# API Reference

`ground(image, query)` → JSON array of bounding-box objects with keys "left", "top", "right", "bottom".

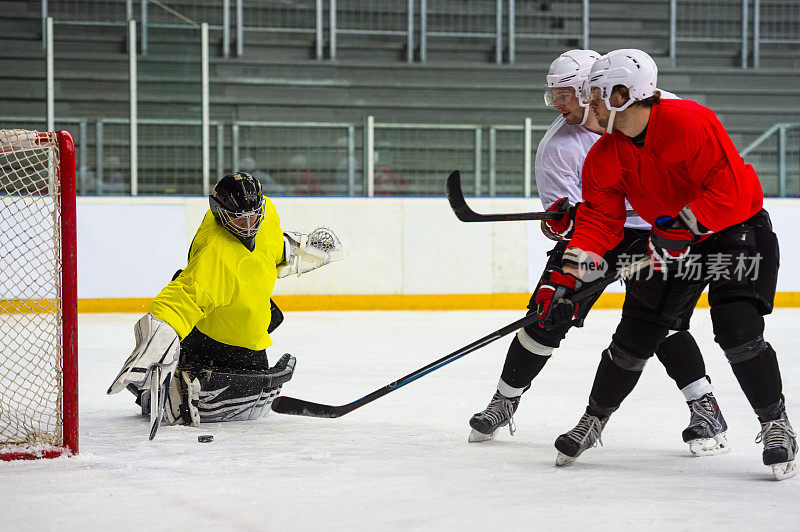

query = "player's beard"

[
  {"left": 564, "top": 107, "right": 584, "bottom": 125},
  {"left": 594, "top": 108, "right": 609, "bottom": 129}
]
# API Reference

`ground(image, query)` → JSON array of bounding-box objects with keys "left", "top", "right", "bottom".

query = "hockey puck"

[{"left": 198, "top": 435, "right": 214, "bottom": 443}]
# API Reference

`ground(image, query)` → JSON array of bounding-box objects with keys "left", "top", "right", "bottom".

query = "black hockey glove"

[
  {"left": 534, "top": 267, "right": 582, "bottom": 330},
  {"left": 541, "top": 197, "right": 580, "bottom": 241}
]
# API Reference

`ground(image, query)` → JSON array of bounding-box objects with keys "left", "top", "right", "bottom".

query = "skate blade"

[
  {"left": 688, "top": 433, "right": 731, "bottom": 457},
  {"left": 468, "top": 428, "right": 497, "bottom": 443},
  {"left": 771, "top": 460, "right": 797, "bottom": 481},
  {"left": 555, "top": 452, "right": 576, "bottom": 467}
]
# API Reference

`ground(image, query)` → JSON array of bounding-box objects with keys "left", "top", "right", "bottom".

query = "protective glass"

[{"left": 543, "top": 87, "right": 576, "bottom": 107}]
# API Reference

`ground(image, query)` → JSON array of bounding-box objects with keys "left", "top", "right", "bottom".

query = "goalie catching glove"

[
  {"left": 107, "top": 313, "right": 181, "bottom": 439},
  {"left": 278, "top": 226, "right": 343, "bottom": 278}
]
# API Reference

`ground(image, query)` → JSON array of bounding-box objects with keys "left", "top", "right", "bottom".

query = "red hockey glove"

[
  {"left": 541, "top": 197, "right": 578, "bottom": 241},
  {"left": 647, "top": 215, "right": 697, "bottom": 272},
  {"left": 535, "top": 268, "right": 582, "bottom": 330}
]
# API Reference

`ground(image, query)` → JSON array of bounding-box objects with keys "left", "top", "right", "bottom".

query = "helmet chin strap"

[
  {"left": 606, "top": 109, "right": 616, "bottom": 134},
  {"left": 579, "top": 106, "right": 590, "bottom": 126}
]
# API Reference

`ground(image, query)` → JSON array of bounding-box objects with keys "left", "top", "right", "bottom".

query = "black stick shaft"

[
  {"left": 447, "top": 170, "right": 636, "bottom": 222},
  {"left": 339, "top": 312, "right": 540, "bottom": 414},
  {"left": 271, "top": 257, "right": 650, "bottom": 418}
]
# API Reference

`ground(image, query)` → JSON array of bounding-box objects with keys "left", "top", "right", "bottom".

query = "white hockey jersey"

[{"left": 534, "top": 89, "right": 679, "bottom": 231}]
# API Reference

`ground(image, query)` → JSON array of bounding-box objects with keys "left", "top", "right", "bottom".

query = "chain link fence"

[
  {"left": 754, "top": 0, "right": 800, "bottom": 68},
  {"left": 232, "top": 122, "right": 357, "bottom": 197},
  {"left": 44, "top": 0, "right": 133, "bottom": 25},
  {"left": 3, "top": 117, "right": 798, "bottom": 197},
  {"left": 510, "top": 0, "right": 587, "bottom": 62},
  {"left": 42, "top": 0, "right": 800, "bottom": 67},
  {"left": 421, "top": 0, "right": 503, "bottom": 62},
  {"left": 671, "top": 0, "right": 749, "bottom": 67}
]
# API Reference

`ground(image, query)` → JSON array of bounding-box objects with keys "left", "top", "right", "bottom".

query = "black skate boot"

[
  {"left": 756, "top": 407, "right": 797, "bottom": 480},
  {"left": 682, "top": 393, "right": 730, "bottom": 457},
  {"left": 468, "top": 391, "right": 520, "bottom": 443},
  {"left": 554, "top": 409, "right": 610, "bottom": 466}
]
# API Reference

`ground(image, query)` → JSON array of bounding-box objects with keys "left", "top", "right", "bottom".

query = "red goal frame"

[{"left": 0, "top": 130, "right": 78, "bottom": 460}]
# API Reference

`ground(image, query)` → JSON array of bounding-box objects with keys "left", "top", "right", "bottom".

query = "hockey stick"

[
  {"left": 446, "top": 170, "right": 637, "bottom": 222},
  {"left": 271, "top": 256, "right": 651, "bottom": 419},
  {"left": 148, "top": 366, "right": 172, "bottom": 440}
]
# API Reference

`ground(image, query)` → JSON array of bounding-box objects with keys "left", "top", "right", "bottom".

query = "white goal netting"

[{"left": 0, "top": 129, "right": 66, "bottom": 452}]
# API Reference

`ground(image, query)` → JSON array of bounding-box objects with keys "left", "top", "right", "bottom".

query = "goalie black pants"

[{"left": 179, "top": 328, "right": 270, "bottom": 372}]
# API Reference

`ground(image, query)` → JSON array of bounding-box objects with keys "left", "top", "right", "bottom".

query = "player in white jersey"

[{"left": 468, "top": 50, "right": 729, "bottom": 457}]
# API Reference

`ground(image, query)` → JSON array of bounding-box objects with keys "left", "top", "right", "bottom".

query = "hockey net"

[{"left": 0, "top": 129, "right": 78, "bottom": 460}]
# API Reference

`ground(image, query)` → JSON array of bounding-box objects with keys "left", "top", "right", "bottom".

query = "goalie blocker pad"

[
  {"left": 108, "top": 313, "right": 180, "bottom": 394},
  {"left": 170, "top": 354, "right": 297, "bottom": 424}
]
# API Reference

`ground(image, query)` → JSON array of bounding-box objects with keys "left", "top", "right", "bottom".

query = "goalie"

[{"left": 107, "top": 171, "right": 342, "bottom": 438}]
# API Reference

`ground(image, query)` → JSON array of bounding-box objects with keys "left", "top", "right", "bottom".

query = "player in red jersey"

[{"left": 536, "top": 49, "right": 796, "bottom": 480}]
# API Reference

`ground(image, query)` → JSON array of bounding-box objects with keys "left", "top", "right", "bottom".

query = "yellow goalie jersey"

[{"left": 148, "top": 197, "right": 285, "bottom": 351}]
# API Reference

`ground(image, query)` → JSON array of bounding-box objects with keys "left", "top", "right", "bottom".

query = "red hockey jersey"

[{"left": 569, "top": 99, "right": 763, "bottom": 257}]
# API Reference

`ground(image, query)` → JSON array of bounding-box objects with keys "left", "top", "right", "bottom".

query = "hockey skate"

[
  {"left": 756, "top": 408, "right": 797, "bottom": 481},
  {"left": 554, "top": 411, "right": 610, "bottom": 466},
  {"left": 682, "top": 393, "right": 731, "bottom": 457},
  {"left": 468, "top": 391, "right": 520, "bottom": 443}
]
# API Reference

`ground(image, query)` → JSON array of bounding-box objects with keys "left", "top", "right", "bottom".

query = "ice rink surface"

[{"left": 2, "top": 308, "right": 799, "bottom": 531}]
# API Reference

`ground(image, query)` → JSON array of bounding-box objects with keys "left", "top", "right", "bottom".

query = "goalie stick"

[
  {"left": 148, "top": 366, "right": 172, "bottom": 440},
  {"left": 446, "top": 170, "right": 637, "bottom": 222},
  {"left": 271, "top": 256, "right": 651, "bottom": 418}
]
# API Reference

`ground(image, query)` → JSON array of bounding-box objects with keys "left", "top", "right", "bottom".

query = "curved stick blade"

[
  {"left": 271, "top": 396, "right": 341, "bottom": 418},
  {"left": 445, "top": 170, "right": 473, "bottom": 221}
]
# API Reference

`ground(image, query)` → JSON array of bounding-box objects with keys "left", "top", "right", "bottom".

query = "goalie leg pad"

[{"left": 195, "top": 354, "right": 297, "bottom": 423}]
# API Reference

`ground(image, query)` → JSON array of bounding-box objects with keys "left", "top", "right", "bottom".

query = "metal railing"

[
  {"left": 753, "top": 0, "right": 800, "bottom": 68},
  {"left": 2, "top": 116, "right": 224, "bottom": 196},
  {"left": 42, "top": 0, "right": 218, "bottom": 54},
  {"left": 331, "top": 0, "right": 415, "bottom": 62},
  {"left": 234, "top": 0, "right": 323, "bottom": 59},
  {"left": 232, "top": 121, "right": 358, "bottom": 197},
  {"left": 421, "top": 0, "right": 504, "bottom": 63},
  {"left": 670, "top": 0, "right": 749, "bottom": 68},
  {"left": 3, "top": 115, "right": 549, "bottom": 197},
  {"left": 41, "top": 15, "right": 212, "bottom": 194},
  {"left": 741, "top": 123, "right": 800, "bottom": 197},
  {"left": 230, "top": 117, "right": 547, "bottom": 197},
  {"left": 41, "top": 0, "right": 800, "bottom": 67},
  {"left": 4, "top": 116, "right": 798, "bottom": 198},
  {"left": 509, "top": 0, "right": 589, "bottom": 62}
]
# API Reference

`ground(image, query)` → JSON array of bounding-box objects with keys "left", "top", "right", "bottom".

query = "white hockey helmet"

[
  {"left": 544, "top": 49, "right": 601, "bottom": 108},
  {"left": 581, "top": 48, "right": 658, "bottom": 112}
]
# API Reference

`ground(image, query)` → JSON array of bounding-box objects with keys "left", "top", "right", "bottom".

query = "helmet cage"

[
  {"left": 209, "top": 172, "right": 266, "bottom": 244},
  {"left": 215, "top": 201, "right": 264, "bottom": 239}
]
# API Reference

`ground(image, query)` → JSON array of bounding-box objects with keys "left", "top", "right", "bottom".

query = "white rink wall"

[{"left": 75, "top": 196, "right": 800, "bottom": 299}]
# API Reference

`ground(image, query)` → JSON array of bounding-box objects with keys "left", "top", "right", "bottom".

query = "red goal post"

[{"left": 0, "top": 129, "right": 78, "bottom": 460}]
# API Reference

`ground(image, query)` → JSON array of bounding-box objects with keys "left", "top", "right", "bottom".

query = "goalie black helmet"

[{"left": 209, "top": 172, "right": 265, "bottom": 250}]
